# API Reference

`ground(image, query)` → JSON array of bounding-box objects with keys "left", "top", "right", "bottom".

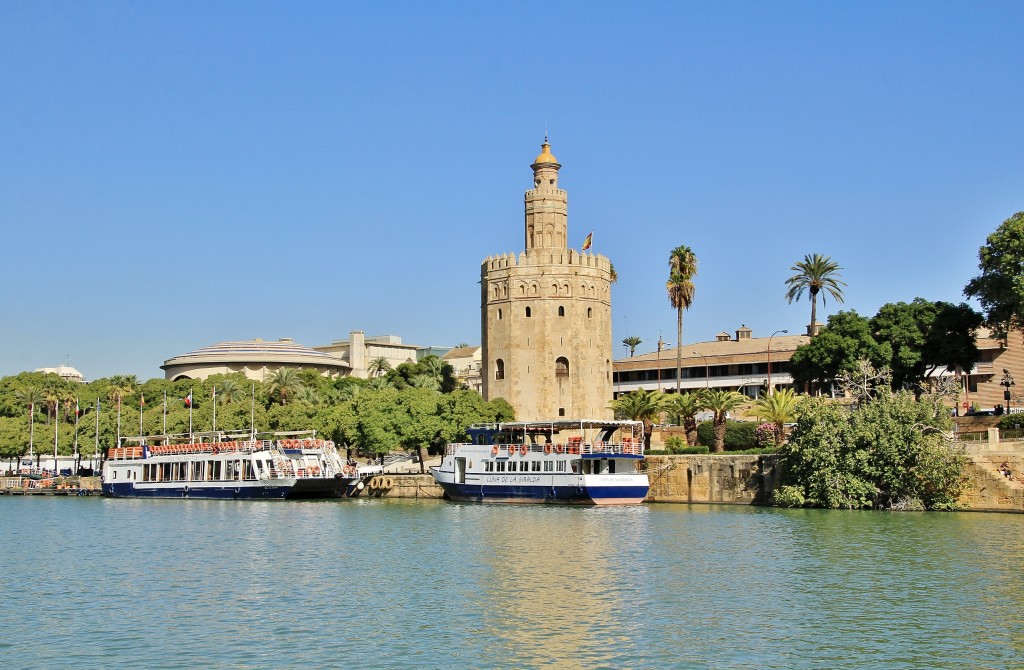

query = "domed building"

[{"left": 161, "top": 338, "right": 349, "bottom": 381}]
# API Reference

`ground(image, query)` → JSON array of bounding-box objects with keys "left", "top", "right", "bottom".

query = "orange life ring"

[
  {"left": 544, "top": 444, "right": 552, "bottom": 454},
  {"left": 556, "top": 444, "right": 565, "bottom": 454},
  {"left": 520, "top": 444, "right": 528, "bottom": 455},
  {"left": 491, "top": 445, "right": 498, "bottom": 455}
]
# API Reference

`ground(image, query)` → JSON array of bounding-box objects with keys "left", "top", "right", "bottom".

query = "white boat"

[
  {"left": 102, "top": 431, "right": 381, "bottom": 500},
  {"left": 430, "top": 419, "right": 649, "bottom": 505}
]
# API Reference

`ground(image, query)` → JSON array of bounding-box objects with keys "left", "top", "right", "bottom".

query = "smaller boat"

[
  {"left": 102, "top": 431, "right": 381, "bottom": 500},
  {"left": 431, "top": 419, "right": 649, "bottom": 505}
]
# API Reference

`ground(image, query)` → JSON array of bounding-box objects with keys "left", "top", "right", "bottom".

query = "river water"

[{"left": 3, "top": 497, "right": 1023, "bottom": 669}]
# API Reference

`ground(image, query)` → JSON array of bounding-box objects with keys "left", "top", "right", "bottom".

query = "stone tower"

[{"left": 481, "top": 139, "right": 614, "bottom": 420}]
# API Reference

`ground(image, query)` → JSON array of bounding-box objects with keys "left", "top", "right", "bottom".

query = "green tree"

[
  {"left": 785, "top": 253, "right": 846, "bottom": 333},
  {"left": 777, "top": 390, "right": 967, "bottom": 510},
  {"left": 752, "top": 388, "right": 799, "bottom": 445},
  {"left": 965, "top": 211, "right": 1024, "bottom": 339},
  {"left": 216, "top": 377, "right": 246, "bottom": 405},
  {"left": 698, "top": 389, "right": 747, "bottom": 452},
  {"left": 609, "top": 389, "right": 669, "bottom": 449},
  {"left": 622, "top": 336, "right": 643, "bottom": 357},
  {"left": 788, "top": 311, "right": 890, "bottom": 394},
  {"left": 267, "top": 368, "right": 304, "bottom": 406},
  {"left": 664, "top": 392, "right": 702, "bottom": 446},
  {"left": 367, "top": 357, "right": 392, "bottom": 378},
  {"left": 666, "top": 245, "right": 698, "bottom": 393}
]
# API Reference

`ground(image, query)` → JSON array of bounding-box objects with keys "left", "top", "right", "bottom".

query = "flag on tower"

[{"left": 582, "top": 231, "right": 593, "bottom": 251}]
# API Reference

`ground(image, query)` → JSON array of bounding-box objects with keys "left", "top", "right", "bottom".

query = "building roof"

[
  {"left": 162, "top": 338, "right": 348, "bottom": 370},
  {"left": 442, "top": 346, "right": 481, "bottom": 360},
  {"left": 532, "top": 140, "right": 558, "bottom": 166},
  {"left": 616, "top": 333, "right": 809, "bottom": 366}
]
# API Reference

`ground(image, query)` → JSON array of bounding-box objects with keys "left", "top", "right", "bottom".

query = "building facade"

[
  {"left": 614, "top": 327, "right": 806, "bottom": 398},
  {"left": 161, "top": 338, "right": 349, "bottom": 381},
  {"left": 481, "top": 140, "right": 614, "bottom": 420}
]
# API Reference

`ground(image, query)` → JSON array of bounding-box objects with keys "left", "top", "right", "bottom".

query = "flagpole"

[
  {"left": 74, "top": 397, "right": 79, "bottom": 472},
  {"left": 188, "top": 386, "right": 193, "bottom": 438},
  {"left": 94, "top": 399, "right": 100, "bottom": 472},
  {"left": 54, "top": 401, "right": 59, "bottom": 475},
  {"left": 250, "top": 383, "right": 256, "bottom": 442},
  {"left": 163, "top": 391, "right": 167, "bottom": 436},
  {"left": 139, "top": 393, "right": 144, "bottom": 438},
  {"left": 212, "top": 385, "right": 217, "bottom": 432}
]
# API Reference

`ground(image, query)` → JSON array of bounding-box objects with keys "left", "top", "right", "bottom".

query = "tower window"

[
  {"left": 497, "top": 308, "right": 503, "bottom": 320},
  {"left": 587, "top": 307, "right": 593, "bottom": 318},
  {"left": 558, "top": 407, "right": 566, "bottom": 417},
  {"left": 558, "top": 306, "right": 565, "bottom": 317},
  {"left": 526, "top": 306, "right": 532, "bottom": 318},
  {"left": 495, "top": 359, "right": 505, "bottom": 380},
  {"left": 555, "top": 357, "right": 569, "bottom": 379}
]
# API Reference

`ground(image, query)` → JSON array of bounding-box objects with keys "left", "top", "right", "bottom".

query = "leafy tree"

[
  {"left": 752, "top": 388, "right": 799, "bottom": 445},
  {"left": 609, "top": 389, "right": 669, "bottom": 449},
  {"left": 785, "top": 253, "right": 846, "bottom": 332},
  {"left": 777, "top": 389, "right": 967, "bottom": 510},
  {"left": 367, "top": 357, "right": 392, "bottom": 378},
  {"left": 788, "top": 311, "right": 891, "bottom": 394},
  {"left": 622, "top": 336, "right": 643, "bottom": 357},
  {"left": 664, "top": 392, "right": 702, "bottom": 446},
  {"left": 215, "top": 377, "right": 247, "bottom": 405},
  {"left": 964, "top": 211, "right": 1024, "bottom": 339},
  {"left": 666, "top": 245, "right": 697, "bottom": 393},
  {"left": 695, "top": 420, "right": 759, "bottom": 450},
  {"left": 698, "top": 389, "right": 748, "bottom": 452}
]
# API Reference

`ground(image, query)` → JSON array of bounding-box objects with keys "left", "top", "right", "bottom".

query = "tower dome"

[{"left": 533, "top": 139, "right": 558, "bottom": 166}]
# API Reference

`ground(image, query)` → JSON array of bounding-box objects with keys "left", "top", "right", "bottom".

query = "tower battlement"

[{"left": 482, "top": 250, "right": 612, "bottom": 273}]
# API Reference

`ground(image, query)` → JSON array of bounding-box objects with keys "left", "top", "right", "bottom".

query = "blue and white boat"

[
  {"left": 102, "top": 431, "right": 379, "bottom": 500},
  {"left": 430, "top": 419, "right": 649, "bottom": 505}
]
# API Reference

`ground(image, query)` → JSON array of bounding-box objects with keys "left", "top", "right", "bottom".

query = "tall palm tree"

[
  {"left": 752, "top": 388, "right": 799, "bottom": 446},
  {"left": 608, "top": 389, "right": 669, "bottom": 449},
  {"left": 664, "top": 391, "right": 702, "bottom": 446},
  {"left": 667, "top": 245, "right": 698, "bottom": 393},
  {"left": 367, "top": 356, "right": 392, "bottom": 378},
  {"left": 622, "top": 336, "right": 643, "bottom": 357},
  {"left": 107, "top": 375, "right": 137, "bottom": 442},
  {"left": 267, "top": 368, "right": 304, "bottom": 406},
  {"left": 785, "top": 253, "right": 846, "bottom": 335},
  {"left": 410, "top": 373, "right": 441, "bottom": 390},
  {"left": 699, "top": 389, "right": 747, "bottom": 453},
  {"left": 15, "top": 385, "right": 44, "bottom": 460}
]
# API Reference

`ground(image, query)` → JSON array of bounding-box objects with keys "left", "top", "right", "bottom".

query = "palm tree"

[
  {"left": 107, "top": 375, "right": 137, "bottom": 442},
  {"left": 608, "top": 389, "right": 669, "bottom": 449},
  {"left": 295, "top": 386, "right": 320, "bottom": 405},
  {"left": 664, "top": 392, "right": 702, "bottom": 446},
  {"left": 15, "top": 385, "right": 44, "bottom": 461},
  {"left": 410, "top": 373, "right": 440, "bottom": 390},
  {"left": 752, "top": 388, "right": 799, "bottom": 446},
  {"left": 622, "top": 336, "right": 643, "bottom": 357},
  {"left": 785, "top": 253, "right": 846, "bottom": 335},
  {"left": 217, "top": 378, "right": 245, "bottom": 404},
  {"left": 367, "top": 356, "right": 392, "bottom": 378},
  {"left": 667, "top": 245, "right": 698, "bottom": 393},
  {"left": 267, "top": 368, "right": 304, "bottom": 406},
  {"left": 699, "top": 389, "right": 747, "bottom": 453}
]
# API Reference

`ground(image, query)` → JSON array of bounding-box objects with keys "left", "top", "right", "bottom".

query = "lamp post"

[
  {"left": 692, "top": 350, "right": 710, "bottom": 389},
  {"left": 1001, "top": 369, "right": 1015, "bottom": 413},
  {"left": 657, "top": 336, "right": 670, "bottom": 392},
  {"left": 767, "top": 329, "right": 789, "bottom": 396}
]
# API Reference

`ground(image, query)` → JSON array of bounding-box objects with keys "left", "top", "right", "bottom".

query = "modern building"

[
  {"left": 161, "top": 338, "right": 349, "bottom": 381},
  {"left": 614, "top": 326, "right": 806, "bottom": 398},
  {"left": 313, "top": 331, "right": 422, "bottom": 378},
  {"left": 963, "top": 329, "right": 1024, "bottom": 413},
  {"left": 442, "top": 345, "right": 483, "bottom": 393},
  {"left": 481, "top": 139, "right": 614, "bottom": 420},
  {"left": 34, "top": 365, "right": 86, "bottom": 384}
]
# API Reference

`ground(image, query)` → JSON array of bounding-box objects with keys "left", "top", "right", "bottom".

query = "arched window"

[
  {"left": 555, "top": 357, "right": 569, "bottom": 379},
  {"left": 558, "top": 306, "right": 565, "bottom": 317},
  {"left": 497, "top": 308, "right": 502, "bottom": 320},
  {"left": 495, "top": 359, "right": 505, "bottom": 380},
  {"left": 526, "top": 306, "right": 532, "bottom": 318}
]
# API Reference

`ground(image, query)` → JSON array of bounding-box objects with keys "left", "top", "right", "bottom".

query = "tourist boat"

[
  {"left": 102, "top": 431, "right": 380, "bottom": 499},
  {"left": 430, "top": 419, "right": 649, "bottom": 505}
]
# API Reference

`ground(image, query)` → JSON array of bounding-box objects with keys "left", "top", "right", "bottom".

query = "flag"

[
  {"left": 582, "top": 231, "right": 593, "bottom": 251},
  {"left": 184, "top": 392, "right": 192, "bottom": 408},
  {"left": 139, "top": 394, "right": 145, "bottom": 407}
]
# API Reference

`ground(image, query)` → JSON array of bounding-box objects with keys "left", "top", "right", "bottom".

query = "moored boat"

[
  {"left": 430, "top": 419, "right": 649, "bottom": 505},
  {"left": 102, "top": 431, "right": 380, "bottom": 500}
]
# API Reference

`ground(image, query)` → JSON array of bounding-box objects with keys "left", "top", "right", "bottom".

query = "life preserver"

[
  {"left": 556, "top": 444, "right": 565, "bottom": 454},
  {"left": 520, "top": 444, "right": 528, "bottom": 455},
  {"left": 544, "top": 444, "right": 552, "bottom": 454},
  {"left": 491, "top": 445, "right": 499, "bottom": 455}
]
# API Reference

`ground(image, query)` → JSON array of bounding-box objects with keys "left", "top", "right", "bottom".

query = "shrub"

[
  {"left": 773, "top": 485, "right": 806, "bottom": 508},
  {"left": 696, "top": 420, "right": 759, "bottom": 450},
  {"left": 998, "top": 415, "right": 1024, "bottom": 430}
]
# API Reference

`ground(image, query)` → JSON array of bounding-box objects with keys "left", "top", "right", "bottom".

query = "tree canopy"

[{"left": 965, "top": 211, "right": 1024, "bottom": 339}]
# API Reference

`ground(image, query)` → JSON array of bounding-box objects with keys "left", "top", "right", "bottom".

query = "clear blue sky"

[{"left": 3, "top": 1, "right": 1022, "bottom": 380}]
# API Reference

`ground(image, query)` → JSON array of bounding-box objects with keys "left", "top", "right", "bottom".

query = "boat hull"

[
  {"left": 432, "top": 478, "right": 648, "bottom": 505},
  {"left": 102, "top": 477, "right": 356, "bottom": 500}
]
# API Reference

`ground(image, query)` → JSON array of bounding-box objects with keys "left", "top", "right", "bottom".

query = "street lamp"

[
  {"left": 657, "top": 336, "right": 670, "bottom": 392},
  {"left": 692, "top": 350, "right": 710, "bottom": 389},
  {"left": 767, "top": 329, "right": 789, "bottom": 396},
  {"left": 1001, "top": 369, "right": 1015, "bottom": 413}
]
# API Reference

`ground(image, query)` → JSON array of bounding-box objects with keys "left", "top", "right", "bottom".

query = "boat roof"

[{"left": 474, "top": 419, "right": 642, "bottom": 431}]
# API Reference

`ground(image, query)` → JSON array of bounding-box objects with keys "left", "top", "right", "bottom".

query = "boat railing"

[
  {"left": 108, "top": 441, "right": 271, "bottom": 460},
  {"left": 445, "top": 439, "right": 644, "bottom": 457}
]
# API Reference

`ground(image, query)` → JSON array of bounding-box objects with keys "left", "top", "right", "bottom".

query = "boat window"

[
  {"left": 520, "top": 461, "right": 529, "bottom": 472},
  {"left": 531, "top": 461, "right": 541, "bottom": 472},
  {"left": 556, "top": 461, "right": 566, "bottom": 472},
  {"left": 485, "top": 461, "right": 494, "bottom": 472},
  {"left": 609, "top": 460, "right": 616, "bottom": 474},
  {"left": 497, "top": 461, "right": 506, "bottom": 472},
  {"left": 544, "top": 461, "right": 554, "bottom": 472}
]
